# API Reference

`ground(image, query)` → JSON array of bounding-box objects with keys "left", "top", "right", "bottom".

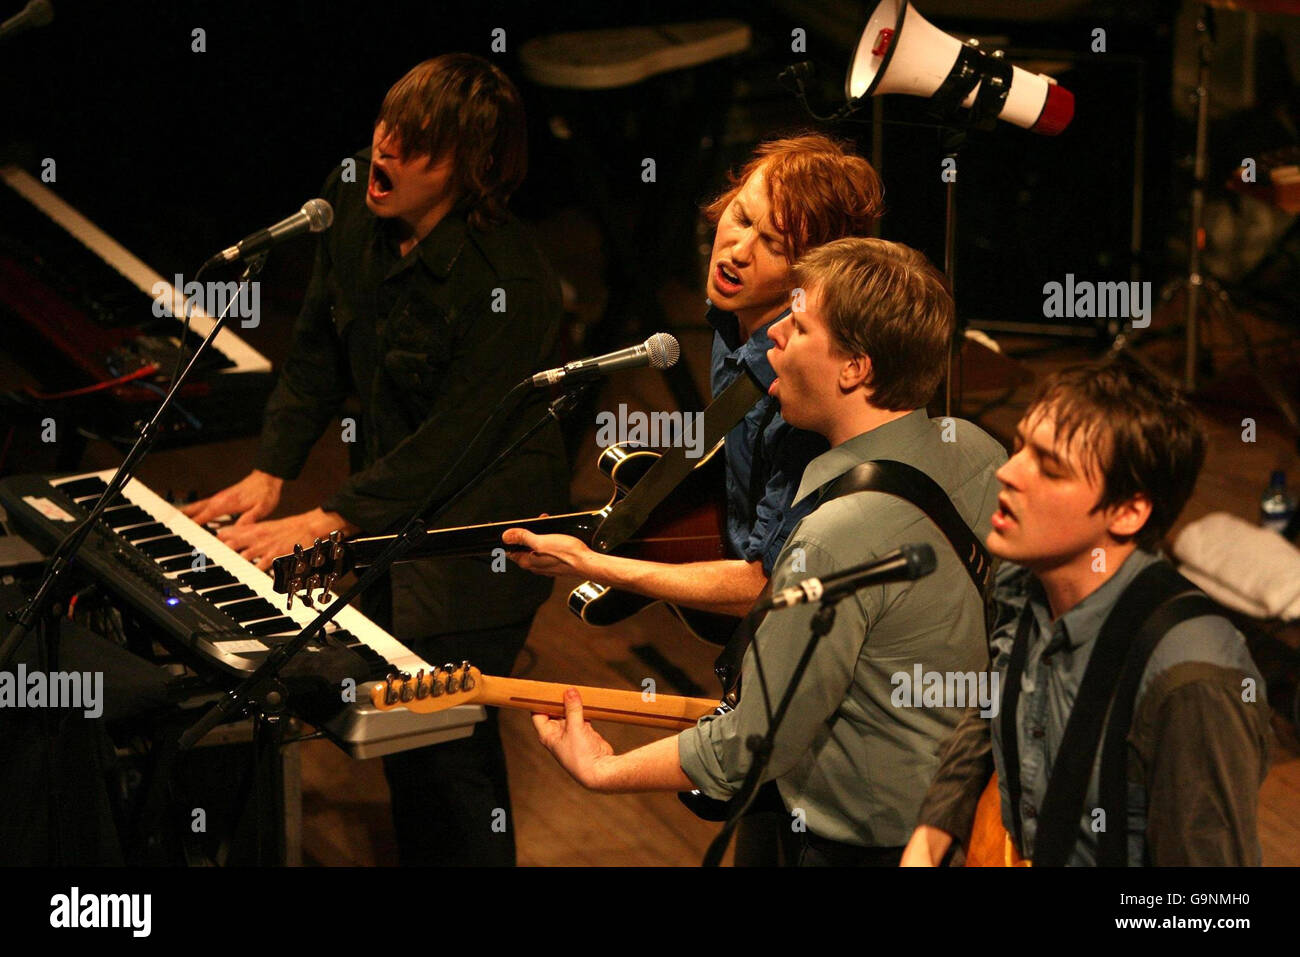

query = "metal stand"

[
  {"left": 1182, "top": 5, "right": 1215, "bottom": 391},
  {"left": 701, "top": 598, "right": 841, "bottom": 867},
  {"left": 1112, "top": 5, "right": 1300, "bottom": 441}
]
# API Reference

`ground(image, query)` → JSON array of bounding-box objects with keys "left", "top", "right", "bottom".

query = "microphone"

[
  {"left": 530, "top": 333, "right": 680, "bottom": 387},
  {"left": 206, "top": 199, "right": 334, "bottom": 269},
  {"left": 760, "top": 544, "right": 936, "bottom": 611},
  {"left": 0, "top": 0, "right": 52, "bottom": 41}
]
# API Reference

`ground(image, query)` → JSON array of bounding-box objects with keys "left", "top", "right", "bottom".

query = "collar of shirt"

[
  {"left": 357, "top": 149, "right": 471, "bottom": 281},
  {"left": 792, "top": 408, "right": 934, "bottom": 506},
  {"left": 706, "top": 302, "right": 788, "bottom": 389},
  {"left": 1022, "top": 547, "right": 1162, "bottom": 653},
  {"left": 378, "top": 204, "right": 470, "bottom": 281}
]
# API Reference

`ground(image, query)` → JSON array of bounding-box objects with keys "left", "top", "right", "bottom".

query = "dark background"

[{"left": 0, "top": 0, "right": 1205, "bottom": 328}]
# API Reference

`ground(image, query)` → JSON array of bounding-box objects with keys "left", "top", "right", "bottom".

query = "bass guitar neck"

[{"left": 373, "top": 663, "right": 718, "bottom": 732}]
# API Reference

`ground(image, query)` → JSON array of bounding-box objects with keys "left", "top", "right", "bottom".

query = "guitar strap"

[
  {"left": 1002, "top": 560, "right": 1219, "bottom": 866},
  {"left": 590, "top": 371, "right": 765, "bottom": 554},
  {"left": 714, "top": 458, "right": 991, "bottom": 702}
]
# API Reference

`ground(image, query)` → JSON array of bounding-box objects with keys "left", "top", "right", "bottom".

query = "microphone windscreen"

[
  {"left": 902, "top": 543, "right": 937, "bottom": 579},
  {"left": 302, "top": 198, "right": 334, "bottom": 232},
  {"left": 646, "top": 333, "right": 680, "bottom": 370}
]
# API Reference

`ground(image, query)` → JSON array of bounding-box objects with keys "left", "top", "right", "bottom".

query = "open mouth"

[
  {"left": 714, "top": 262, "right": 742, "bottom": 293},
  {"left": 992, "top": 496, "right": 1017, "bottom": 531},
  {"left": 370, "top": 164, "right": 394, "bottom": 197}
]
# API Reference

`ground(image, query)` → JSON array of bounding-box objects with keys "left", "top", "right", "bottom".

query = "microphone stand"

[
  {"left": 701, "top": 595, "right": 843, "bottom": 868},
  {"left": 174, "top": 377, "right": 592, "bottom": 864},
  {"left": 0, "top": 256, "right": 262, "bottom": 672}
]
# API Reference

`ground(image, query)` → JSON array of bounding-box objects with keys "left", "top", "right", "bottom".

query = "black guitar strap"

[
  {"left": 1002, "top": 560, "right": 1220, "bottom": 866},
  {"left": 823, "top": 461, "right": 992, "bottom": 596},
  {"left": 591, "top": 371, "right": 765, "bottom": 554},
  {"left": 714, "top": 458, "right": 991, "bottom": 701},
  {"left": 1096, "top": 587, "right": 1218, "bottom": 866}
]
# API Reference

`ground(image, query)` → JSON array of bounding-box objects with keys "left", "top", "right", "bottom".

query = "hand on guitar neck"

[{"left": 532, "top": 689, "right": 695, "bottom": 793}]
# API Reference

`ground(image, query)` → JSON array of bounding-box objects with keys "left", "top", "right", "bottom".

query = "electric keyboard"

[
  {"left": 0, "top": 165, "right": 274, "bottom": 445},
  {"left": 0, "top": 470, "right": 485, "bottom": 758}
]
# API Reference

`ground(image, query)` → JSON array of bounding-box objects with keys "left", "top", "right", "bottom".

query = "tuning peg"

[
  {"left": 399, "top": 675, "right": 415, "bottom": 702},
  {"left": 444, "top": 662, "right": 460, "bottom": 694},
  {"left": 430, "top": 665, "right": 445, "bottom": 697},
  {"left": 319, "top": 571, "right": 338, "bottom": 603},
  {"left": 310, "top": 538, "right": 326, "bottom": 567},
  {"left": 291, "top": 543, "right": 308, "bottom": 575},
  {"left": 285, "top": 583, "right": 295, "bottom": 611},
  {"left": 413, "top": 668, "right": 429, "bottom": 699},
  {"left": 460, "top": 659, "right": 475, "bottom": 691},
  {"left": 383, "top": 672, "right": 399, "bottom": 706}
]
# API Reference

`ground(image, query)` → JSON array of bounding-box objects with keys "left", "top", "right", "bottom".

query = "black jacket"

[{"left": 255, "top": 150, "right": 569, "bottom": 636}]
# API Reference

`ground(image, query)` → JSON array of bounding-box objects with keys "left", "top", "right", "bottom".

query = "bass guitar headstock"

[
  {"left": 371, "top": 661, "right": 485, "bottom": 714},
  {"left": 270, "top": 529, "right": 355, "bottom": 608}
]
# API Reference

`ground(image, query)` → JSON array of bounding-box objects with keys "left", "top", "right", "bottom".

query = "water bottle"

[{"left": 1259, "top": 470, "right": 1296, "bottom": 534}]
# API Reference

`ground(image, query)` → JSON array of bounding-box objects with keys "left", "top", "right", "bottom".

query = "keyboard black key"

[
  {"left": 159, "top": 555, "right": 198, "bottom": 572},
  {"left": 203, "top": 584, "right": 257, "bottom": 603},
  {"left": 103, "top": 506, "right": 153, "bottom": 529},
  {"left": 53, "top": 477, "right": 109, "bottom": 499},
  {"left": 120, "top": 522, "right": 170, "bottom": 541},
  {"left": 220, "top": 597, "right": 283, "bottom": 623},
  {"left": 179, "top": 567, "right": 238, "bottom": 588},
  {"left": 139, "top": 536, "right": 191, "bottom": 558},
  {"left": 246, "top": 617, "right": 298, "bottom": 636},
  {"left": 72, "top": 492, "right": 128, "bottom": 509}
]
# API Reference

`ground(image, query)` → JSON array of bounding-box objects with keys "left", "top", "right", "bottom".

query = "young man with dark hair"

[
  {"left": 521, "top": 238, "right": 1006, "bottom": 865},
  {"left": 184, "top": 54, "right": 569, "bottom": 866},
  {"left": 903, "top": 359, "right": 1271, "bottom": 866}
]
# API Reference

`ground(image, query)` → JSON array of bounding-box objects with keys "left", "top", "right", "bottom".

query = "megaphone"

[{"left": 846, "top": 0, "right": 1073, "bottom": 135}]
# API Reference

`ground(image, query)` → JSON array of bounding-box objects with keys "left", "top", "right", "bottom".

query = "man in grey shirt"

[{"left": 524, "top": 238, "right": 1005, "bottom": 864}]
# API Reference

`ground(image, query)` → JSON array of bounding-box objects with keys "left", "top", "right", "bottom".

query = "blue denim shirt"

[
  {"left": 989, "top": 549, "right": 1265, "bottom": 865},
  {"left": 706, "top": 304, "right": 827, "bottom": 574}
]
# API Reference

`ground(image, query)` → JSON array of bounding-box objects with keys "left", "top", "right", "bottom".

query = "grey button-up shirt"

[{"left": 677, "top": 409, "right": 1006, "bottom": 846}]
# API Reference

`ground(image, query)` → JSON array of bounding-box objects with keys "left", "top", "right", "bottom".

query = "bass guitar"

[
  {"left": 270, "top": 441, "right": 740, "bottom": 645},
  {"left": 374, "top": 661, "right": 718, "bottom": 731}
]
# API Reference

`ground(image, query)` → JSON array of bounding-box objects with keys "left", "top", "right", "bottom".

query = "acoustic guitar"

[
  {"left": 374, "top": 661, "right": 718, "bottom": 732},
  {"left": 965, "top": 773, "right": 1029, "bottom": 867},
  {"left": 270, "top": 441, "right": 740, "bottom": 645}
]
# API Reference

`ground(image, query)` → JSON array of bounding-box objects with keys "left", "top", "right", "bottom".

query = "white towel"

[{"left": 1172, "top": 511, "right": 1300, "bottom": 621}]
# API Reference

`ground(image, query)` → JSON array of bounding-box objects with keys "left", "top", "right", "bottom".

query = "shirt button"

[
  {"left": 1031, "top": 727, "right": 1045, "bottom": 739},
  {"left": 1022, "top": 801, "right": 1037, "bottom": 819}
]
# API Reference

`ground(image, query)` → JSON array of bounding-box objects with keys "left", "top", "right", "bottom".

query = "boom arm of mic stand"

[
  {"left": 701, "top": 596, "right": 843, "bottom": 867},
  {"left": 178, "top": 378, "right": 595, "bottom": 750}
]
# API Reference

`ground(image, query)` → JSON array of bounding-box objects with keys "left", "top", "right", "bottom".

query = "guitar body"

[
  {"left": 565, "top": 442, "right": 736, "bottom": 645},
  {"left": 965, "top": 773, "right": 1029, "bottom": 867}
]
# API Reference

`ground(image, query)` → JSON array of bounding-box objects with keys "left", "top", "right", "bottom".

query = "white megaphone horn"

[{"left": 845, "top": 0, "right": 1073, "bottom": 135}]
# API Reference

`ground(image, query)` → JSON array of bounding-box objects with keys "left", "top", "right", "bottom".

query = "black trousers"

[
  {"left": 381, "top": 621, "right": 530, "bottom": 867},
  {"left": 733, "top": 781, "right": 803, "bottom": 867},
  {"left": 798, "top": 833, "right": 905, "bottom": 867}
]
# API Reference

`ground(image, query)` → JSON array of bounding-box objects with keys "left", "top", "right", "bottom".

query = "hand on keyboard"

[
  {"left": 216, "top": 507, "right": 361, "bottom": 573},
  {"left": 181, "top": 469, "right": 284, "bottom": 527}
]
